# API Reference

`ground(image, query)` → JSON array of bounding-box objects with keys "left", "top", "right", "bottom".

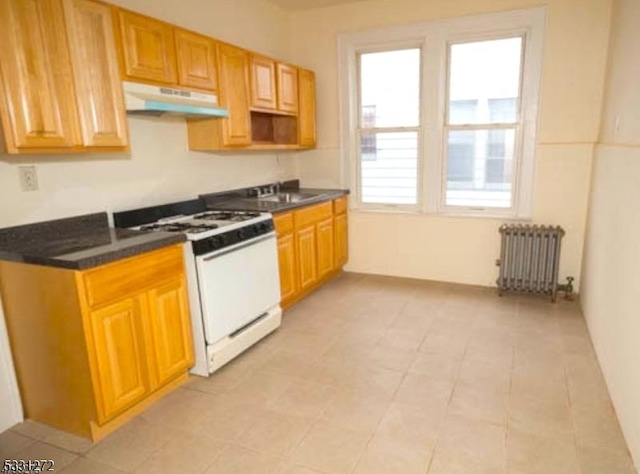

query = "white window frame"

[{"left": 338, "top": 7, "right": 546, "bottom": 219}]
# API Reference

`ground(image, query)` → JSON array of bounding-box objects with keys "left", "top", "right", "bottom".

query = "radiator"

[{"left": 497, "top": 224, "right": 565, "bottom": 301}]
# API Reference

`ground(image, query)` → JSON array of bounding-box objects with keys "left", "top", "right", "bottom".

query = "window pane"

[
  {"left": 448, "top": 37, "right": 522, "bottom": 125},
  {"left": 445, "top": 128, "right": 515, "bottom": 208},
  {"left": 359, "top": 49, "right": 421, "bottom": 128},
  {"left": 360, "top": 131, "right": 418, "bottom": 205}
]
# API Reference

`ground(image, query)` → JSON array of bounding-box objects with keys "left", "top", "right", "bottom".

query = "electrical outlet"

[{"left": 18, "top": 166, "right": 38, "bottom": 192}]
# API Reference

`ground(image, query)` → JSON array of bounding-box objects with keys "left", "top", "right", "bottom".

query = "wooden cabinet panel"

[
  {"left": 63, "top": 0, "right": 128, "bottom": 148},
  {"left": 175, "top": 29, "right": 217, "bottom": 92},
  {"left": 277, "top": 63, "right": 298, "bottom": 114},
  {"left": 298, "top": 68, "right": 316, "bottom": 148},
  {"left": 277, "top": 233, "right": 297, "bottom": 304},
  {"left": 83, "top": 245, "right": 184, "bottom": 308},
  {"left": 250, "top": 56, "right": 277, "bottom": 111},
  {"left": 296, "top": 225, "right": 318, "bottom": 292},
  {"left": 0, "top": 0, "right": 82, "bottom": 152},
  {"left": 317, "top": 217, "right": 335, "bottom": 279},
  {"left": 273, "top": 212, "right": 294, "bottom": 236},
  {"left": 217, "top": 43, "right": 252, "bottom": 146},
  {"left": 147, "top": 278, "right": 194, "bottom": 387},
  {"left": 89, "top": 296, "right": 149, "bottom": 423},
  {"left": 294, "top": 202, "right": 332, "bottom": 228},
  {"left": 116, "top": 9, "right": 176, "bottom": 84},
  {"left": 334, "top": 212, "right": 349, "bottom": 268}
]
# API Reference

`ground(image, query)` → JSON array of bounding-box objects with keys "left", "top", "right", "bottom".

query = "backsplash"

[{"left": 0, "top": 116, "right": 296, "bottom": 228}]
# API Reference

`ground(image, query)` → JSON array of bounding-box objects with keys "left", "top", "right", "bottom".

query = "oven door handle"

[{"left": 200, "top": 231, "right": 276, "bottom": 262}]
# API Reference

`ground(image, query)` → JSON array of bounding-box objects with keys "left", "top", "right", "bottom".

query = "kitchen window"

[{"left": 339, "top": 8, "right": 546, "bottom": 218}]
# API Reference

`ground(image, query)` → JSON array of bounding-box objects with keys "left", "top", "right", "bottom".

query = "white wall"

[
  {"left": 0, "top": 117, "right": 295, "bottom": 226},
  {"left": 289, "top": 0, "right": 612, "bottom": 289},
  {"left": 581, "top": 0, "right": 640, "bottom": 465}
]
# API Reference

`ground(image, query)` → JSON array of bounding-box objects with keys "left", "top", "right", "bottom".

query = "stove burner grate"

[
  {"left": 140, "top": 222, "right": 219, "bottom": 234},
  {"left": 193, "top": 211, "right": 262, "bottom": 222}
]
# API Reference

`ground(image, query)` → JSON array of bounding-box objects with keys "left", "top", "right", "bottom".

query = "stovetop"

[{"left": 132, "top": 210, "right": 271, "bottom": 240}]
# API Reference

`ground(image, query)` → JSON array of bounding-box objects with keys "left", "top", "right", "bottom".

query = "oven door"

[{"left": 195, "top": 232, "right": 281, "bottom": 344}]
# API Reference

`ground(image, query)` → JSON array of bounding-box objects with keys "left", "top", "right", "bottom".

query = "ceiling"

[{"left": 267, "top": 0, "right": 371, "bottom": 11}]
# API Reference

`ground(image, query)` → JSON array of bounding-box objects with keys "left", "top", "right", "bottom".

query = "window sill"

[{"left": 350, "top": 206, "right": 532, "bottom": 222}]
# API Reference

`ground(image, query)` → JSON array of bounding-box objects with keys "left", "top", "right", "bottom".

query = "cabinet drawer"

[
  {"left": 294, "top": 202, "right": 332, "bottom": 228},
  {"left": 273, "top": 212, "right": 293, "bottom": 236},
  {"left": 83, "top": 245, "right": 184, "bottom": 308},
  {"left": 333, "top": 196, "right": 348, "bottom": 215}
]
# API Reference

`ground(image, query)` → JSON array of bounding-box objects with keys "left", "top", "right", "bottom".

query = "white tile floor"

[{"left": 0, "top": 273, "right": 636, "bottom": 473}]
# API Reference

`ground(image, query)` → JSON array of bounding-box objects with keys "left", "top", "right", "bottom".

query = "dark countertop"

[
  {"left": 0, "top": 213, "right": 185, "bottom": 270},
  {"left": 201, "top": 182, "right": 349, "bottom": 214}
]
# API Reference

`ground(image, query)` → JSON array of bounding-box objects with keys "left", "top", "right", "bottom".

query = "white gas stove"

[{"left": 113, "top": 200, "right": 282, "bottom": 376}]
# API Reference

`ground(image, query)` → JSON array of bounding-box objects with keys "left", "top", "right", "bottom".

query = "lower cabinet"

[
  {"left": 274, "top": 196, "right": 348, "bottom": 308},
  {"left": 0, "top": 244, "right": 194, "bottom": 441},
  {"left": 316, "top": 217, "right": 335, "bottom": 279},
  {"left": 334, "top": 206, "right": 349, "bottom": 268},
  {"left": 89, "top": 296, "right": 150, "bottom": 423},
  {"left": 296, "top": 224, "right": 318, "bottom": 291},
  {"left": 276, "top": 233, "right": 297, "bottom": 304},
  {"left": 146, "top": 278, "right": 194, "bottom": 387}
]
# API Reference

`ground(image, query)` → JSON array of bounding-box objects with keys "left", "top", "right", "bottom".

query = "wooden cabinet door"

[
  {"left": 116, "top": 9, "right": 176, "bottom": 84},
  {"left": 317, "top": 217, "right": 335, "bottom": 279},
  {"left": 277, "top": 63, "right": 298, "bottom": 114},
  {"left": 334, "top": 212, "right": 348, "bottom": 268},
  {"left": 296, "top": 225, "right": 318, "bottom": 291},
  {"left": 63, "top": 0, "right": 128, "bottom": 149},
  {"left": 277, "top": 233, "right": 297, "bottom": 304},
  {"left": 175, "top": 29, "right": 217, "bottom": 92},
  {"left": 298, "top": 68, "right": 317, "bottom": 148},
  {"left": 146, "top": 278, "right": 194, "bottom": 388},
  {"left": 0, "top": 0, "right": 82, "bottom": 152},
  {"left": 217, "top": 43, "right": 252, "bottom": 146},
  {"left": 88, "top": 296, "right": 150, "bottom": 423},
  {"left": 250, "top": 55, "right": 277, "bottom": 110}
]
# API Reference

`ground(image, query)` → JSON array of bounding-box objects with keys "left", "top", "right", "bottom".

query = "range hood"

[{"left": 123, "top": 81, "right": 229, "bottom": 118}]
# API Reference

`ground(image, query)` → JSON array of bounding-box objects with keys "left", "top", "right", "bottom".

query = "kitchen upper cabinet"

[
  {"left": 115, "top": 9, "right": 177, "bottom": 85},
  {"left": 298, "top": 68, "right": 317, "bottom": 148},
  {"left": 63, "top": 0, "right": 128, "bottom": 148},
  {"left": 188, "top": 43, "right": 252, "bottom": 149},
  {"left": 216, "top": 43, "right": 252, "bottom": 146},
  {"left": 0, "top": 0, "right": 82, "bottom": 152},
  {"left": 249, "top": 57, "right": 298, "bottom": 115},
  {"left": 277, "top": 63, "right": 299, "bottom": 114},
  {"left": 250, "top": 55, "right": 278, "bottom": 111},
  {"left": 89, "top": 296, "right": 150, "bottom": 423},
  {"left": 0, "top": 0, "right": 129, "bottom": 154},
  {"left": 0, "top": 244, "right": 193, "bottom": 441},
  {"left": 175, "top": 29, "right": 218, "bottom": 92}
]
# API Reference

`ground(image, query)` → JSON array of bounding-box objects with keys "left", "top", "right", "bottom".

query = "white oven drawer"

[{"left": 195, "top": 233, "right": 281, "bottom": 344}]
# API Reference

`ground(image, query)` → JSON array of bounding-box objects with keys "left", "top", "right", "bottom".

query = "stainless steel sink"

[{"left": 259, "top": 192, "right": 317, "bottom": 203}]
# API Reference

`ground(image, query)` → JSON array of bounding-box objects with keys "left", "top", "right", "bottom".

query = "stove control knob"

[
  {"left": 214, "top": 236, "right": 224, "bottom": 247},
  {"left": 237, "top": 229, "right": 246, "bottom": 240},
  {"left": 259, "top": 223, "right": 268, "bottom": 233}
]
